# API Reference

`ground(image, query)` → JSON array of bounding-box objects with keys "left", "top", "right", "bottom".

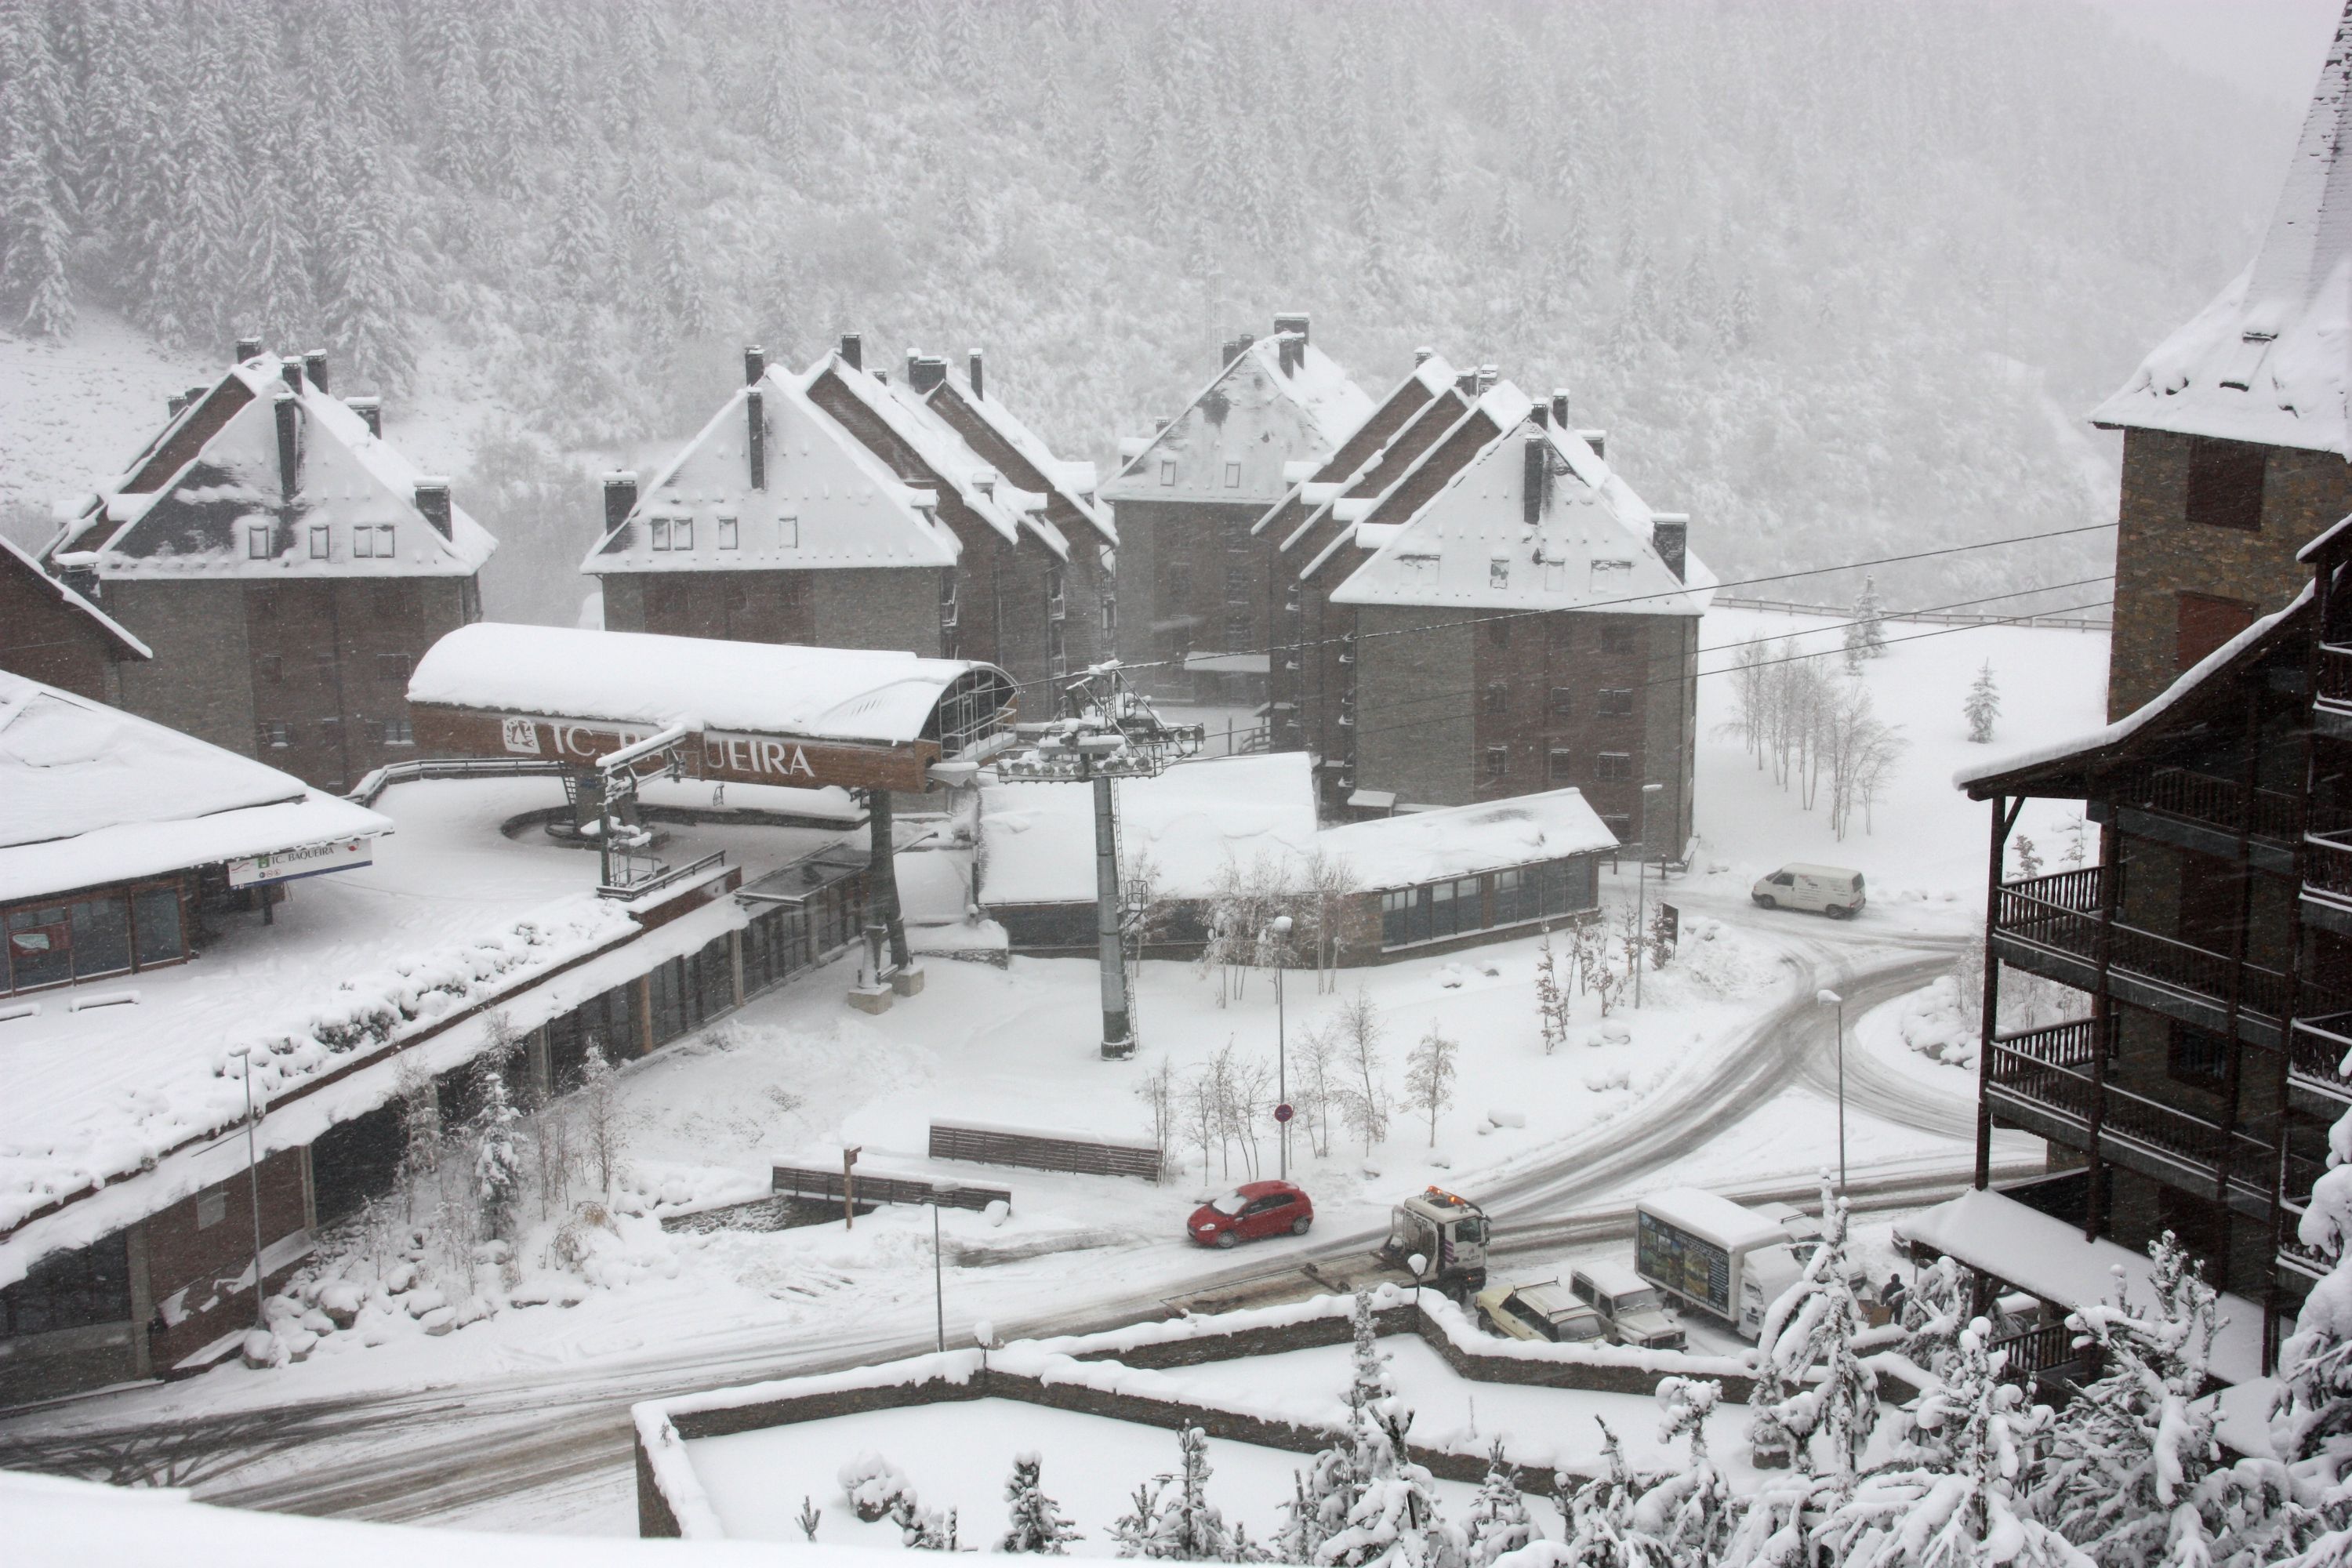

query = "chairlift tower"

[{"left": 995, "top": 664, "right": 1202, "bottom": 1058}]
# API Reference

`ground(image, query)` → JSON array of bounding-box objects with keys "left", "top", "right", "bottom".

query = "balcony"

[
  {"left": 2318, "top": 644, "right": 2352, "bottom": 714},
  {"left": 2292, "top": 1009, "right": 2352, "bottom": 1103},
  {"left": 1986, "top": 1018, "right": 2278, "bottom": 1215},
  {"left": 2277, "top": 1150, "right": 2333, "bottom": 1281},
  {"left": 1992, "top": 868, "right": 2290, "bottom": 1046}
]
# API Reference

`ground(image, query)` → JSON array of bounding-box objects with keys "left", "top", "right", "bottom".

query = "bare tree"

[
  {"left": 578, "top": 1036, "right": 629, "bottom": 1200},
  {"left": 1134, "top": 1054, "right": 1178, "bottom": 1182},
  {"left": 394, "top": 1051, "right": 442, "bottom": 1225},
  {"left": 1297, "top": 849, "right": 1359, "bottom": 993},
  {"left": 1337, "top": 989, "right": 1390, "bottom": 1152},
  {"left": 1403, "top": 1025, "right": 1459, "bottom": 1146},
  {"left": 1298, "top": 1019, "right": 1342, "bottom": 1158}
]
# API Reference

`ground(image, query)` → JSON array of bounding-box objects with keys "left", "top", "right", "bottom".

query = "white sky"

[{"left": 2084, "top": 0, "right": 2345, "bottom": 109}]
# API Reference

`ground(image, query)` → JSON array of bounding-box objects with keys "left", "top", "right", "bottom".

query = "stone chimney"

[
  {"left": 838, "top": 332, "right": 863, "bottom": 370},
  {"left": 1221, "top": 337, "right": 1243, "bottom": 369},
  {"left": 1551, "top": 389, "right": 1570, "bottom": 428},
  {"left": 1454, "top": 370, "right": 1479, "bottom": 396},
  {"left": 746, "top": 386, "right": 767, "bottom": 491},
  {"left": 1273, "top": 313, "right": 1310, "bottom": 375},
  {"left": 273, "top": 389, "right": 300, "bottom": 499},
  {"left": 967, "top": 350, "right": 985, "bottom": 401},
  {"left": 1653, "top": 514, "right": 1689, "bottom": 582},
  {"left": 1581, "top": 430, "right": 1606, "bottom": 459},
  {"left": 414, "top": 480, "right": 453, "bottom": 540},
  {"left": 1522, "top": 431, "right": 1548, "bottom": 526},
  {"left": 279, "top": 357, "right": 304, "bottom": 393},
  {"left": 744, "top": 345, "right": 766, "bottom": 385},
  {"left": 303, "top": 350, "right": 329, "bottom": 393},
  {"left": 911, "top": 355, "right": 947, "bottom": 394},
  {"left": 167, "top": 393, "right": 187, "bottom": 417},
  {"left": 235, "top": 335, "right": 262, "bottom": 362},
  {"left": 1530, "top": 401, "right": 1549, "bottom": 429},
  {"left": 346, "top": 396, "right": 383, "bottom": 437},
  {"left": 603, "top": 471, "right": 638, "bottom": 539},
  {"left": 1414, "top": 347, "right": 1433, "bottom": 365}
]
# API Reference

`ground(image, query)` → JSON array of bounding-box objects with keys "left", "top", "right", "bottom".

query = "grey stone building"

[
  {"left": 1098, "top": 316, "right": 1374, "bottom": 704},
  {"left": 42, "top": 342, "right": 494, "bottom": 792}
]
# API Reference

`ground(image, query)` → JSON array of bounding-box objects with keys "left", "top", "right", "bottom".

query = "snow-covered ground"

[{"left": 0, "top": 312, "right": 209, "bottom": 542}]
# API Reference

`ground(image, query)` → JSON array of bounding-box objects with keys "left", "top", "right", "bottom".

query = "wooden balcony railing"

[
  {"left": 1992, "top": 1016, "right": 2109, "bottom": 1071},
  {"left": 2292, "top": 1011, "right": 2352, "bottom": 1098},
  {"left": 2278, "top": 1151, "right": 2336, "bottom": 1277},
  {"left": 1987, "top": 1042, "right": 2275, "bottom": 1199},
  {"left": 1994, "top": 868, "right": 2294, "bottom": 1021},
  {"left": 2112, "top": 763, "right": 2305, "bottom": 844},
  {"left": 2319, "top": 644, "right": 2352, "bottom": 708},
  {"left": 2309, "top": 829, "right": 2352, "bottom": 902},
  {"left": 1987, "top": 1319, "right": 2094, "bottom": 1389}
]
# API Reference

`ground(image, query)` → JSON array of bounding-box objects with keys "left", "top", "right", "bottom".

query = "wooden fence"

[
  {"left": 770, "top": 1163, "right": 1009, "bottom": 1214},
  {"left": 930, "top": 1120, "right": 1163, "bottom": 1181}
]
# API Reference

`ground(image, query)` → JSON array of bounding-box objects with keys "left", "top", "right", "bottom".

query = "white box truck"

[{"left": 1634, "top": 1187, "right": 1809, "bottom": 1341}]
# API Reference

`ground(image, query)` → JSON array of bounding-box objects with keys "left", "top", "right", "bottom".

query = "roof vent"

[
  {"left": 167, "top": 393, "right": 187, "bottom": 417},
  {"left": 414, "top": 480, "right": 453, "bottom": 541},
  {"left": 1581, "top": 429, "right": 1606, "bottom": 459},
  {"left": 280, "top": 356, "right": 305, "bottom": 393},
  {"left": 1414, "top": 347, "right": 1434, "bottom": 365}
]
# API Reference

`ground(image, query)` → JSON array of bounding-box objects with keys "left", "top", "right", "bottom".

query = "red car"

[{"left": 1187, "top": 1181, "right": 1314, "bottom": 1248}]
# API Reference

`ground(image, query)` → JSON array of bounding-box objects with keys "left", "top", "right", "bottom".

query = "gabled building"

[
  {"left": 42, "top": 341, "right": 495, "bottom": 792},
  {"left": 1283, "top": 380, "right": 1706, "bottom": 849},
  {"left": 591, "top": 340, "right": 1099, "bottom": 693},
  {"left": 2089, "top": 8, "right": 2352, "bottom": 719},
  {"left": 0, "top": 534, "right": 149, "bottom": 704},
  {"left": 1099, "top": 317, "right": 1374, "bottom": 703}
]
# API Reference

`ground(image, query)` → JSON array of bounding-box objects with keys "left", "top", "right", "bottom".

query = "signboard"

[
  {"left": 412, "top": 708, "right": 940, "bottom": 794},
  {"left": 1274, "top": 1102, "right": 1294, "bottom": 1124},
  {"left": 1658, "top": 902, "right": 1679, "bottom": 954},
  {"left": 227, "top": 837, "right": 374, "bottom": 887}
]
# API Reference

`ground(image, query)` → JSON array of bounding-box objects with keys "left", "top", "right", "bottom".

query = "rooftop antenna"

[{"left": 995, "top": 664, "right": 1203, "bottom": 1058}]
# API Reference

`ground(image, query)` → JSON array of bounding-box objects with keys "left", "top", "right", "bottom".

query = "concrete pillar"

[{"left": 126, "top": 1223, "right": 154, "bottom": 1380}]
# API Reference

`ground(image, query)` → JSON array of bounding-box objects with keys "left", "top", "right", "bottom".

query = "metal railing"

[
  {"left": 2309, "top": 829, "right": 2352, "bottom": 902},
  {"left": 346, "top": 757, "right": 566, "bottom": 807},
  {"left": 2292, "top": 1011, "right": 2352, "bottom": 1098},
  {"left": 597, "top": 851, "right": 727, "bottom": 902},
  {"left": 1992, "top": 1016, "right": 2109, "bottom": 1071}
]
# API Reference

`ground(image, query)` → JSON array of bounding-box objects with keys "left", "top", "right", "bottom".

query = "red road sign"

[{"left": 1274, "top": 1103, "right": 1294, "bottom": 1123}]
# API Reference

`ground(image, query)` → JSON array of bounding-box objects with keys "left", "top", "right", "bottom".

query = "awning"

[{"left": 735, "top": 844, "right": 869, "bottom": 907}]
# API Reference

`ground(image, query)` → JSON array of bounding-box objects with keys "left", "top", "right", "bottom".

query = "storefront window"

[
  {"left": 5, "top": 905, "right": 71, "bottom": 991},
  {"left": 70, "top": 893, "right": 131, "bottom": 978},
  {"left": 132, "top": 884, "right": 185, "bottom": 967}
]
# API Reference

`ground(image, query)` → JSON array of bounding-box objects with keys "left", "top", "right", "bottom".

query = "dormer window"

[
  {"left": 779, "top": 514, "right": 799, "bottom": 548},
  {"left": 1159, "top": 459, "right": 1177, "bottom": 486},
  {"left": 651, "top": 517, "right": 670, "bottom": 550},
  {"left": 938, "top": 570, "right": 959, "bottom": 629},
  {"left": 717, "top": 516, "right": 739, "bottom": 550},
  {"left": 1047, "top": 565, "right": 1066, "bottom": 620},
  {"left": 354, "top": 524, "right": 394, "bottom": 558},
  {"left": 309, "top": 524, "right": 329, "bottom": 560},
  {"left": 247, "top": 524, "right": 270, "bottom": 559},
  {"left": 1490, "top": 557, "right": 1510, "bottom": 588},
  {"left": 673, "top": 517, "right": 692, "bottom": 550},
  {"left": 1224, "top": 460, "right": 1242, "bottom": 488}
]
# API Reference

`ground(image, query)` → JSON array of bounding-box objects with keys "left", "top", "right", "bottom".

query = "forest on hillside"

[{"left": 0, "top": 0, "right": 2300, "bottom": 627}]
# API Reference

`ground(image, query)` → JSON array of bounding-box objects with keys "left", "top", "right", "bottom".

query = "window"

[
  {"left": 938, "top": 572, "right": 959, "bottom": 628},
  {"left": 1548, "top": 616, "right": 1573, "bottom": 647},
  {"left": 1603, "top": 814, "right": 1633, "bottom": 841},
  {"left": 1548, "top": 747, "right": 1573, "bottom": 783},
  {"left": 308, "top": 524, "right": 329, "bottom": 559},
  {"left": 1492, "top": 867, "right": 1533, "bottom": 925},
  {"left": 1488, "top": 616, "right": 1510, "bottom": 648},
  {"left": 1482, "top": 683, "right": 1508, "bottom": 716},
  {"left": 717, "top": 515, "right": 739, "bottom": 550},
  {"left": 1431, "top": 876, "right": 1483, "bottom": 938},
  {"left": 259, "top": 654, "right": 284, "bottom": 684},
  {"left": 651, "top": 517, "right": 671, "bottom": 550},
  {"left": 1598, "top": 688, "right": 1635, "bottom": 717},
  {"left": 778, "top": 514, "right": 798, "bottom": 548},
  {"left": 353, "top": 525, "right": 373, "bottom": 559},
  {"left": 196, "top": 1186, "right": 227, "bottom": 1230},
  {"left": 2177, "top": 592, "right": 2257, "bottom": 674},
  {"left": 1224, "top": 460, "right": 1243, "bottom": 488},
  {"left": 1101, "top": 595, "right": 1116, "bottom": 634},
  {"left": 1483, "top": 746, "right": 1508, "bottom": 779},
  {"left": 1047, "top": 566, "right": 1066, "bottom": 619},
  {"left": 374, "top": 523, "right": 395, "bottom": 556},
  {"left": 1160, "top": 459, "right": 1177, "bottom": 486},
  {"left": 673, "top": 517, "right": 692, "bottom": 550},
  {"left": 1224, "top": 561, "right": 1251, "bottom": 602},
  {"left": 1049, "top": 619, "right": 1067, "bottom": 677},
  {"left": 69, "top": 895, "right": 130, "bottom": 978},
  {"left": 2185, "top": 436, "right": 2265, "bottom": 532},
  {"left": 378, "top": 653, "right": 412, "bottom": 684},
  {"left": 1549, "top": 688, "right": 1573, "bottom": 718},
  {"left": 1534, "top": 858, "right": 1592, "bottom": 916},
  {"left": 1381, "top": 887, "right": 1431, "bottom": 948},
  {"left": 1602, "top": 622, "right": 1638, "bottom": 654},
  {"left": 1595, "top": 751, "right": 1632, "bottom": 782},
  {"left": 247, "top": 524, "right": 271, "bottom": 559},
  {"left": 258, "top": 720, "right": 294, "bottom": 750},
  {"left": 132, "top": 884, "right": 183, "bottom": 968},
  {"left": 1490, "top": 557, "right": 1509, "bottom": 588},
  {"left": 1225, "top": 612, "right": 1252, "bottom": 649},
  {"left": 0, "top": 1232, "right": 131, "bottom": 1339},
  {"left": 2169, "top": 1021, "right": 2229, "bottom": 1088},
  {"left": 381, "top": 718, "right": 416, "bottom": 746},
  {"left": 5, "top": 905, "right": 70, "bottom": 991}
]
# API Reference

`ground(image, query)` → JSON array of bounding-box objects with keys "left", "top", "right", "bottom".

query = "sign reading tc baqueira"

[{"left": 412, "top": 710, "right": 936, "bottom": 793}]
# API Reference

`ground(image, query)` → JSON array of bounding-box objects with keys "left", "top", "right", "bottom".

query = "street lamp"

[
  {"left": 1634, "top": 782, "right": 1666, "bottom": 1010},
  {"left": 1407, "top": 1251, "right": 1428, "bottom": 1308},
  {"left": 1269, "top": 913, "right": 1294, "bottom": 1180},
  {"left": 926, "top": 1180, "right": 963, "bottom": 1353},
  {"left": 237, "top": 1047, "right": 268, "bottom": 1331},
  {"left": 1818, "top": 989, "right": 1846, "bottom": 1192}
]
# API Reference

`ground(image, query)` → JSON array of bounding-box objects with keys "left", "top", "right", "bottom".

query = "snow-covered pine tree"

[
  {"left": 1001, "top": 1451, "right": 1082, "bottom": 1553},
  {"left": 2012, "top": 835, "right": 2042, "bottom": 880},
  {"left": 394, "top": 1051, "right": 443, "bottom": 1224},
  {"left": 1896, "top": 1256, "right": 1969, "bottom": 1381},
  {"left": 472, "top": 1065, "right": 525, "bottom": 1242},
  {"left": 1817, "top": 1316, "right": 2082, "bottom": 1568},
  {"left": 1316, "top": 1405, "right": 1459, "bottom": 1568},
  {"left": 2275, "top": 1108, "right": 2352, "bottom": 1559},
  {"left": 1857, "top": 577, "right": 1888, "bottom": 659},
  {"left": 1965, "top": 661, "right": 2001, "bottom": 744},
  {"left": 1559, "top": 1421, "right": 1667, "bottom": 1568},
  {"left": 1461, "top": 1441, "right": 1534, "bottom": 1566},
  {"left": 578, "top": 1037, "right": 627, "bottom": 1200},
  {"left": 1534, "top": 927, "right": 1568, "bottom": 1055},
  {"left": 1635, "top": 1377, "right": 1734, "bottom": 1565},
  {"left": 1112, "top": 1477, "right": 1167, "bottom": 1559},
  {"left": 797, "top": 1496, "right": 822, "bottom": 1541},
  {"left": 1145, "top": 1427, "right": 1240, "bottom": 1562},
  {"left": 1748, "top": 1185, "right": 1878, "bottom": 1477}
]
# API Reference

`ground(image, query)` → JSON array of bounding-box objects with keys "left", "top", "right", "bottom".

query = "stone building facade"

[
  {"left": 0, "top": 534, "right": 147, "bottom": 703},
  {"left": 41, "top": 343, "right": 493, "bottom": 791}
]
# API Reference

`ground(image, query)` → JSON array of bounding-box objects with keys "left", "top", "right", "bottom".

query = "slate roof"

[{"left": 1098, "top": 328, "right": 1375, "bottom": 508}]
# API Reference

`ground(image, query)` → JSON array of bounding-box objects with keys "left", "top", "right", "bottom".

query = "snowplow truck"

[{"left": 1380, "top": 1188, "right": 1490, "bottom": 1295}]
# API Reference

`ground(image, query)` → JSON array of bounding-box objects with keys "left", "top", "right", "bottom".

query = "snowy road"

[{"left": 0, "top": 902, "right": 2019, "bottom": 1529}]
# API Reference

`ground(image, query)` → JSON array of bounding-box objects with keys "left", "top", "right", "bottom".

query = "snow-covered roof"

[
  {"left": 52, "top": 352, "right": 495, "bottom": 579},
  {"left": 1250, "top": 353, "right": 1461, "bottom": 540},
  {"left": 408, "top": 623, "right": 1013, "bottom": 748},
  {"left": 1952, "top": 581, "right": 2309, "bottom": 793},
  {"left": 977, "top": 752, "right": 1320, "bottom": 905},
  {"left": 0, "top": 534, "right": 150, "bottom": 659},
  {"left": 583, "top": 368, "right": 960, "bottom": 576},
  {"left": 1316, "top": 788, "right": 1618, "bottom": 890},
  {"left": 0, "top": 671, "right": 390, "bottom": 902},
  {"left": 1896, "top": 1186, "right": 2262, "bottom": 1384},
  {"left": 806, "top": 354, "right": 1068, "bottom": 559},
  {"left": 924, "top": 361, "right": 1117, "bottom": 549},
  {"left": 1099, "top": 330, "right": 1375, "bottom": 507},
  {"left": 1330, "top": 402, "right": 1712, "bottom": 617},
  {"left": 2089, "top": 9, "right": 2352, "bottom": 453},
  {"left": 1283, "top": 386, "right": 1494, "bottom": 573}
]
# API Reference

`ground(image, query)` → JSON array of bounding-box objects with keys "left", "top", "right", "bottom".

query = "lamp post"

[
  {"left": 1818, "top": 989, "right": 1846, "bottom": 1191},
  {"left": 1634, "top": 782, "right": 1665, "bottom": 1009},
  {"left": 238, "top": 1047, "right": 267, "bottom": 1331},
  {"left": 927, "top": 1180, "right": 962, "bottom": 1354},
  {"left": 1269, "top": 913, "right": 1294, "bottom": 1180}
]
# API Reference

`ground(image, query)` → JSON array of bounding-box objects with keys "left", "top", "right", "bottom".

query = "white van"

[{"left": 1751, "top": 863, "right": 1866, "bottom": 918}]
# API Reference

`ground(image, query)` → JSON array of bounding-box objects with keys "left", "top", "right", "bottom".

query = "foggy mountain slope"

[{"left": 0, "top": 0, "right": 2299, "bottom": 627}]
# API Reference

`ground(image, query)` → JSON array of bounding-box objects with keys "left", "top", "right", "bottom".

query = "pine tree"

[
  {"left": 1112, "top": 1477, "right": 1167, "bottom": 1559},
  {"left": 394, "top": 1052, "right": 443, "bottom": 1224},
  {"left": 1535, "top": 927, "right": 1569, "bottom": 1054},
  {"left": 1635, "top": 1377, "right": 1736, "bottom": 1564},
  {"left": 1319, "top": 1406, "right": 1457, "bottom": 1568},
  {"left": 1748, "top": 1185, "right": 1879, "bottom": 1477},
  {"left": 1461, "top": 1441, "right": 1534, "bottom": 1566},
  {"left": 1001, "top": 1451, "right": 1082, "bottom": 1553},
  {"left": 1559, "top": 1421, "right": 1668, "bottom": 1568},
  {"left": 323, "top": 127, "right": 417, "bottom": 391},
  {"left": 2012, "top": 836, "right": 2042, "bottom": 880},
  {"left": 472, "top": 1063, "right": 525, "bottom": 1240},
  {"left": 2274, "top": 1109, "right": 2352, "bottom": 1563},
  {"left": 1145, "top": 1427, "right": 1240, "bottom": 1561},
  {"left": 1965, "top": 662, "right": 2001, "bottom": 744}
]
